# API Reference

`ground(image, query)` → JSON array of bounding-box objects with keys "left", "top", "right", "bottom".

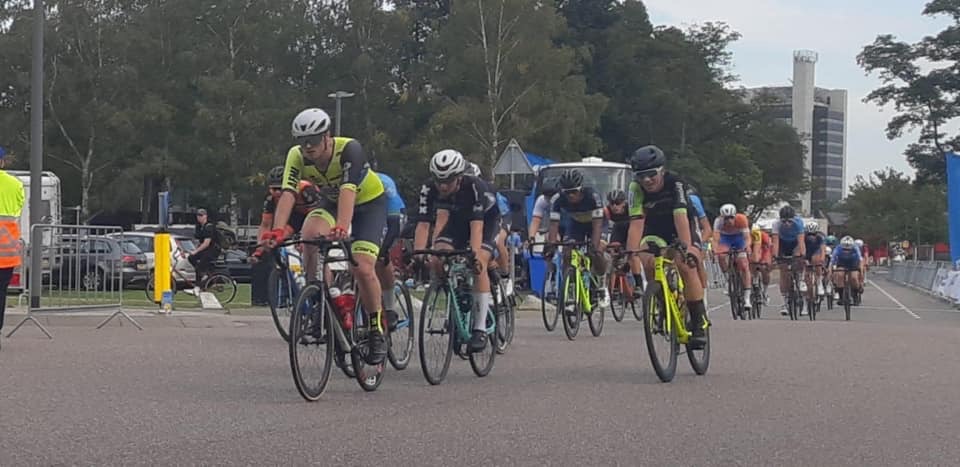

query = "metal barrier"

[
  {"left": 6, "top": 224, "right": 143, "bottom": 339},
  {"left": 888, "top": 261, "right": 960, "bottom": 305}
]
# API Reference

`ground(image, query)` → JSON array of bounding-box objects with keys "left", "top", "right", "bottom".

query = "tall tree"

[{"left": 843, "top": 168, "right": 947, "bottom": 246}]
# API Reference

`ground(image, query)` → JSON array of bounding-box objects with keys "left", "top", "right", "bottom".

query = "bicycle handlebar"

[{"left": 269, "top": 236, "right": 358, "bottom": 266}]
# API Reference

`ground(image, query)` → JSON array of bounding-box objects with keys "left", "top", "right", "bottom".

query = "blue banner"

[{"left": 947, "top": 153, "right": 960, "bottom": 266}]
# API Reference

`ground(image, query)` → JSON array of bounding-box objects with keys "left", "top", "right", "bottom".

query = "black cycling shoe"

[
  {"left": 385, "top": 309, "right": 400, "bottom": 332},
  {"left": 468, "top": 330, "right": 487, "bottom": 352},
  {"left": 365, "top": 329, "right": 388, "bottom": 365}
]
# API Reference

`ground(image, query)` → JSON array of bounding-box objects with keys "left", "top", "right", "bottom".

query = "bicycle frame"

[
  {"left": 651, "top": 249, "right": 693, "bottom": 345},
  {"left": 444, "top": 260, "right": 496, "bottom": 342},
  {"left": 563, "top": 246, "right": 594, "bottom": 312}
]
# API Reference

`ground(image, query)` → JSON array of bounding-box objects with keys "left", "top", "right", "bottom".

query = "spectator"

[
  {"left": 0, "top": 147, "right": 25, "bottom": 350},
  {"left": 187, "top": 208, "right": 221, "bottom": 294}
]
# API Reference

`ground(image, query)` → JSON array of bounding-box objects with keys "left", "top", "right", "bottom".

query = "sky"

[{"left": 644, "top": 0, "right": 950, "bottom": 189}]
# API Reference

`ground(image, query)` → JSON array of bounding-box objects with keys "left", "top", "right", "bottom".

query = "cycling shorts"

[
  {"left": 609, "top": 222, "right": 629, "bottom": 246},
  {"left": 834, "top": 257, "right": 861, "bottom": 271},
  {"left": 717, "top": 234, "right": 747, "bottom": 253},
  {"left": 306, "top": 193, "right": 387, "bottom": 259},
  {"left": 777, "top": 238, "right": 799, "bottom": 258},
  {"left": 436, "top": 209, "right": 500, "bottom": 254}
]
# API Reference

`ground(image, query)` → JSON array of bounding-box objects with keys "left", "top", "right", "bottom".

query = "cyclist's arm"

[
  {"left": 433, "top": 209, "right": 450, "bottom": 245},
  {"left": 470, "top": 220, "right": 483, "bottom": 252},
  {"left": 273, "top": 146, "right": 303, "bottom": 232},
  {"left": 548, "top": 219, "right": 560, "bottom": 244},
  {"left": 528, "top": 216, "right": 542, "bottom": 240},
  {"left": 548, "top": 195, "right": 562, "bottom": 244},
  {"left": 414, "top": 222, "right": 430, "bottom": 251},
  {"left": 771, "top": 234, "right": 780, "bottom": 258},
  {"left": 699, "top": 217, "right": 713, "bottom": 246},
  {"left": 334, "top": 141, "right": 369, "bottom": 230},
  {"left": 626, "top": 183, "right": 645, "bottom": 251},
  {"left": 335, "top": 189, "right": 357, "bottom": 230},
  {"left": 674, "top": 210, "right": 693, "bottom": 249},
  {"left": 711, "top": 218, "right": 721, "bottom": 251}
]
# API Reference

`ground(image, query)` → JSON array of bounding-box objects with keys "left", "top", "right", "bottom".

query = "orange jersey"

[{"left": 713, "top": 213, "right": 749, "bottom": 236}]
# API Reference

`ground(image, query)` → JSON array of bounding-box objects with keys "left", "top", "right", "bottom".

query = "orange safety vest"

[{"left": 0, "top": 171, "right": 24, "bottom": 268}]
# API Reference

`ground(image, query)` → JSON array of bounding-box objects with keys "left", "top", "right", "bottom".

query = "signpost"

[{"left": 493, "top": 139, "right": 533, "bottom": 190}]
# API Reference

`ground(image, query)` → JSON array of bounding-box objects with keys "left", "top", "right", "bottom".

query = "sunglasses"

[
  {"left": 435, "top": 176, "right": 459, "bottom": 187},
  {"left": 296, "top": 134, "right": 325, "bottom": 148},
  {"left": 634, "top": 167, "right": 661, "bottom": 180},
  {"left": 561, "top": 187, "right": 582, "bottom": 195}
]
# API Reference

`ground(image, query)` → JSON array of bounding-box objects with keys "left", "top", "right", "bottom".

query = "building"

[{"left": 744, "top": 50, "right": 848, "bottom": 215}]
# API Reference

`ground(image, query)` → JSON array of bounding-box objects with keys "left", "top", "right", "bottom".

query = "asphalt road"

[{"left": 2, "top": 270, "right": 959, "bottom": 466}]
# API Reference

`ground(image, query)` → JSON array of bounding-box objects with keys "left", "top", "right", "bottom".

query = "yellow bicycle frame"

[
  {"left": 564, "top": 247, "right": 594, "bottom": 313},
  {"left": 645, "top": 236, "right": 707, "bottom": 345}
]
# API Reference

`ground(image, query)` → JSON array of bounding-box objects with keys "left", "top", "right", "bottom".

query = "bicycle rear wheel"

[
  {"left": 559, "top": 268, "right": 582, "bottom": 340},
  {"left": 144, "top": 272, "right": 178, "bottom": 302},
  {"left": 204, "top": 273, "right": 238, "bottom": 305},
  {"left": 642, "top": 282, "right": 678, "bottom": 383},
  {"left": 541, "top": 264, "right": 559, "bottom": 331},
  {"left": 268, "top": 267, "right": 295, "bottom": 342},
  {"left": 685, "top": 302, "right": 710, "bottom": 375},
  {"left": 418, "top": 282, "right": 454, "bottom": 385},
  {"left": 609, "top": 273, "right": 627, "bottom": 322},
  {"left": 388, "top": 280, "right": 415, "bottom": 370},
  {"left": 288, "top": 284, "right": 334, "bottom": 402},
  {"left": 493, "top": 278, "right": 515, "bottom": 355}
]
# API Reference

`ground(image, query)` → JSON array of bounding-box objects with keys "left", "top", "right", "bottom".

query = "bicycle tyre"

[
  {"left": 349, "top": 307, "right": 385, "bottom": 392},
  {"left": 844, "top": 280, "right": 852, "bottom": 321},
  {"left": 727, "top": 269, "right": 740, "bottom": 320},
  {"left": 609, "top": 273, "right": 626, "bottom": 322},
  {"left": 642, "top": 281, "right": 678, "bottom": 383},
  {"left": 267, "top": 267, "right": 294, "bottom": 342},
  {"left": 588, "top": 294, "right": 604, "bottom": 337},
  {"left": 288, "top": 284, "right": 333, "bottom": 402},
  {"left": 469, "top": 308, "right": 497, "bottom": 377},
  {"left": 144, "top": 271, "right": 178, "bottom": 302},
  {"left": 388, "top": 280, "right": 415, "bottom": 370},
  {"left": 685, "top": 301, "right": 710, "bottom": 375},
  {"left": 541, "top": 263, "right": 560, "bottom": 332},
  {"left": 560, "top": 268, "right": 581, "bottom": 341},
  {"left": 204, "top": 273, "right": 238, "bottom": 305},
  {"left": 418, "top": 282, "right": 454, "bottom": 385},
  {"left": 493, "top": 278, "right": 515, "bottom": 355}
]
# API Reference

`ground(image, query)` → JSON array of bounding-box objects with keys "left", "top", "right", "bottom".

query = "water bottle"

[{"left": 329, "top": 287, "right": 354, "bottom": 330}]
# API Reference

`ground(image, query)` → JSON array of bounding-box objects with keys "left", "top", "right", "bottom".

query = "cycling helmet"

[
  {"left": 464, "top": 162, "right": 482, "bottom": 178},
  {"left": 429, "top": 149, "right": 466, "bottom": 180},
  {"left": 628, "top": 145, "right": 666, "bottom": 172},
  {"left": 855, "top": 239, "right": 864, "bottom": 248},
  {"left": 840, "top": 236, "right": 855, "bottom": 248},
  {"left": 805, "top": 221, "right": 819, "bottom": 233},
  {"left": 542, "top": 181, "right": 559, "bottom": 198},
  {"left": 826, "top": 235, "right": 837, "bottom": 245},
  {"left": 779, "top": 205, "right": 796, "bottom": 220},
  {"left": 607, "top": 189, "right": 627, "bottom": 204},
  {"left": 291, "top": 108, "right": 331, "bottom": 137},
  {"left": 558, "top": 169, "right": 584, "bottom": 191},
  {"left": 266, "top": 166, "right": 284, "bottom": 187},
  {"left": 719, "top": 203, "right": 737, "bottom": 217}
]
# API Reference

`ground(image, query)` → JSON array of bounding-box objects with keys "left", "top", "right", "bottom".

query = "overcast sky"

[{"left": 644, "top": 0, "right": 950, "bottom": 188}]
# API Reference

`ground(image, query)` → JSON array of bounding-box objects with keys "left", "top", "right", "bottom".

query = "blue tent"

[{"left": 525, "top": 152, "right": 554, "bottom": 168}]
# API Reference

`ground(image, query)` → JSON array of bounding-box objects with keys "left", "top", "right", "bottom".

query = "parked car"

[
  {"left": 107, "top": 231, "right": 198, "bottom": 282},
  {"left": 220, "top": 249, "right": 253, "bottom": 283},
  {"left": 52, "top": 236, "right": 149, "bottom": 290}
]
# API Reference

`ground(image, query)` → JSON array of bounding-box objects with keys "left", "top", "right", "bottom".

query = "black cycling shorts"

[
  {"left": 306, "top": 193, "right": 387, "bottom": 259},
  {"left": 609, "top": 221, "right": 629, "bottom": 245},
  {"left": 642, "top": 221, "right": 702, "bottom": 251},
  {"left": 436, "top": 210, "right": 500, "bottom": 253}
]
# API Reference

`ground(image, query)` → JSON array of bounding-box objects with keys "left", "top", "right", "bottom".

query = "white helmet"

[
  {"left": 805, "top": 221, "right": 819, "bottom": 233},
  {"left": 840, "top": 236, "right": 855, "bottom": 248},
  {"left": 825, "top": 246, "right": 833, "bottom": 255},
  {"left": 291, "top": 108, "right": 331, "bottom": 137},
  {"left": 429, "top": 149, "right": 466, "bottom": 179},
  {"left": 855, "top": 239, "right": 864, "bottom": 248},
  {"left": 464, "top": 162, "right": 482, "bottom": 178},
  {"left": 719, "top": 203, "right": 737, "bottom": 217}
]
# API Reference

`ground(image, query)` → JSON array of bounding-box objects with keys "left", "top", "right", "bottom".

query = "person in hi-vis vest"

[{"left": 0, "top": 146, "right": 24, "bottom": 349}]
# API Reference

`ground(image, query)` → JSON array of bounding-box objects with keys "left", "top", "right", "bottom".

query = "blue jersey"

[
  {"left": 689, "top": 194, "right": 706, "bottom": 219},
  {"left": 830, "top": 245, "right": 862, "bottom": 267},
  {"left": 497, "top": 193, "right": 510, "bottom": 218},
  {"left": 378, "top": 173, "right": 405, "bottom": 215},
  {"left": 772, "top": 215, "right": 805, "bottom": 242},
  {"left": 804, "top": 232, "right": 825, "bottom": 251}
]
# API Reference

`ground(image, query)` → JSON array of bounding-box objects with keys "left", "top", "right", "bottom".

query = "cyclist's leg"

[
  {"left": 716, "top": 238, "right": 730, "bottom": 273},
  {"left": 735, "top": 246, "right": 752, "bottom": 306},
  {"left": 350, "top": 196, "right": 387, "bottom": 323},
  {"left": 302, "top": 207, "right": 335, "bottom": 282},
  {"left": 677, "top": 237, "right": 707, "bottom": 347},
  {"left": 377, "top": 214, "right": 402, "bottom": 327},
  {"left": 494, "top": 225, "right": 509, "bottom": 273}
]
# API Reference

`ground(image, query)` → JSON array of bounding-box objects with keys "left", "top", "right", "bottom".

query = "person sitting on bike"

[
  {"left": 605, "top": 189, "right": 630, "bottom": 247},
  {"left": 188, "top": 208, "right": 221, "bottom": 294},
  {"left": 803, "top": 221, "right": 827, "bottom": 302},
  {"left": 855, "top": 238, "right": 869, "bottom": 294},
  {"left": 413, "top": 149, "right": 501, "bottom": 352},
  {"left": 825, "top": 234, "right": 838, "bottom": 249},
  {"left": 686, "top": 185, "right": 712, "bottom": 288},
  {"left": 750, "top": 226, "right": 773, "bottom": 303},
  {"left": 374, "top": 162, "right": 405, "bottom": 330},
  {"left": 712, "top": 203, "right": 753, "bottom": 311},
  {"left": 252, "top": 166, "right": 324, "bottom": 260},
  {"left": 626, "top": 145, "right": 707, "bottom": 348},
  {"left": 464, "top": 162, "right": 513, "bottom": 281},
  {"left": 830, "top": 236, "right": 863, "bottom": 305},
  {"left": 264, "top": 108, "right": 390, "bottom": 364},
  {"left": 528, "top": 182, "right": 562, "bottom": 242},
  {"left": 547, "top": 169, "right": 607, "bottom": 298},
  {"left": 771, "top": 205, "right": 807, "bottom": 316}
]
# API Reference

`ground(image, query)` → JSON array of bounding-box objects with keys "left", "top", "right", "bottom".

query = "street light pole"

[
  {"left": 29, "top": 0, "right": 45, "bottom": 308},
  {"left": 327, "top": 91, "right": 355, "bottom": 136},
  {"left": 915, "top": 216, "right": 920, "bottom": 263}
]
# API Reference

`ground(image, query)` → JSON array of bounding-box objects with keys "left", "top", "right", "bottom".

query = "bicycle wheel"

[
  {"left": 388, "top": 280, "right": 415, "bottom": 370},
  {"left": 727, "top": 269, "right": 741, "bottom": 320},
  {"left": 588, "top": 278, "right": 605, "bottom": 337},
  {"left": 469, "top": 307, "right": 497, "bottom": 377},
  {"left": 559, "top": 268, "right": 581, "bottom": 341},
  {"left": 268, "top": 267, "right": 295, "bottom": 342},
  {"left": 825, "top": 277, "right": 834, "bottom": 311},
  {"left": 288, "top": 284, "right": 333, "bottom": 402},
  {"left": 844, "top": 280, "right": 852, "bottom": 321},
  {"left": 144, "top": 271, "right": 178, "bottom": 302},
  {"left": 643, "top": 282, "right": 678, "bottom": 382},
  {"left": 203, "top": 273, "right": 238, "bottom": 305},
  {"left": 418, "top": 282, "right": 454, "bottom": 385},
  {"left": 541, "top": 263, "right": 559, "bottom": 331},
  {"left": 349, "top": 307, "right": 385, "bottom": 392},
  {"left": 493, "top": 278, "right": 515, "bottom": 355},
  {"left": 609, "top": 273, "right": 626, "bottom": 322},
  {"left": 685, "top": 301, "right": 710, "bottom": 375}
]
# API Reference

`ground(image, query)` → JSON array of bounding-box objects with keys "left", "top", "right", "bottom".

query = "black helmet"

[
  {"left": 607, "top": 189, "right": 627, "bottom": 204},
  {"left": 629, "top": 145, "right": 666, "bottom": 172},
  {"left": 267, "top": 166, "right": 284, "bottom": 187},
  {"left": 541, "top": 181, "right": 559, "bottom": 197},
  {"left": 779, "top": 205, "right": 796, "bottom": 220},
  {"left": 558, "top": 169, "right": 583, "bottom": 190}
]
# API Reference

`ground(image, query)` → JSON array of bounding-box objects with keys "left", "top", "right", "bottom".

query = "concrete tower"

[{"left": 792, "top": 50, "right": 817, "bottom": 215}]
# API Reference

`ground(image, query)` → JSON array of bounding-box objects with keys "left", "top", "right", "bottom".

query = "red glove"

[
  {"left": 330, "top": 226, "right": 349, "bottom": 240},
  {"left": 260, "top": 228, "right": 287, "bottom": 245}
]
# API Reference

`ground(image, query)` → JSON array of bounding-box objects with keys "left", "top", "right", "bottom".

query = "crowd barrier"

[
  {"left": 889, "top": 261, "right": 960, "bottom": 306},
  {"left": 6, "top": 224, "right": 142, "bottom": 339}
]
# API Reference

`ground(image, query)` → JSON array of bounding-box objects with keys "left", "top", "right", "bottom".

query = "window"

[
  {"left": 536, "top": 166, "right": 630, "bottom": 199},
  {"left": 121, "top": 241, "right": 143, "bottom": 255}
]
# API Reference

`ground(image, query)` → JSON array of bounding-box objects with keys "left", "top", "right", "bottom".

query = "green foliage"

[{"left": 843, "top": 168, "right": 947, "bottom": 246}]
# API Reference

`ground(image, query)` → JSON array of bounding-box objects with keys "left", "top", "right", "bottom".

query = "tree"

[{"left": 843, "top": 168, "right": 947, "bottom": 246}]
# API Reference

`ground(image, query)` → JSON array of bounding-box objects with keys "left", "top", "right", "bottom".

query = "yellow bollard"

[{"left": 154, "top": 232, "right": 172, "bottom": 305}]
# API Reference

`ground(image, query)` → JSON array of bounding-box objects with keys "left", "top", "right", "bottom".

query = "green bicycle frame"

[
  {"left": 446, "top": 261, "right": 496, "bottom": 340},
  {"left": 647, "top": 238, "right": 697, "bottom": 345},
  {"left": 564, "top": 247, "right": 594, "bottom": 313}
]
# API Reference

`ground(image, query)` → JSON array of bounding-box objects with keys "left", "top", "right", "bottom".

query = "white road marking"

[{"left": 867, "top": 279, "right": 921, "bottom": 320}]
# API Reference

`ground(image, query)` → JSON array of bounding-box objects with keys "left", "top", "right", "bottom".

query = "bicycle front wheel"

[
  {"left": 469, "top": 308, "right": 497, "bottom": 377},
  {"left": 204, "top": 273, "right": 238, "bottom": 305},
  {"left": 559, "top": 268, "right": 581, "bottom": 341},
  {"left": 493, "top": 278, "right": 515, "bottom": 355},
  {"left": 541, "top": 264, "right": 559, "bottom": 331},
  {"left": 418, "top": 282, "right": 454, "bottom": 385},
  {"left": 350, "top": 308, "right": 385, "bottom": 392},
  {"left": 844, "top": 280, "right": 852, "bottom": 321},
  {"left": 609, "top": 273, "right": 626, "bottom": 322},
  {"left": 388, "top": 280, "right": 415, "bottom": 370},
  {"left": 288, "top": 284, "right": 334, "bottom": 402},
  {"left": 643, "top": 281, "right": 678, "bottom": 383},
  {"left": 685, "top": 302, "right": 710, "bottom": 375},
  {"left": 268, "top": 267, "right": 295, "bottom": 342}
]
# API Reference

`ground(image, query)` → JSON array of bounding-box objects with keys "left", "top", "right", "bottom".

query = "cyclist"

[
  {"left": 771, "top": 205, "right": 807, "bottom": 316},
  {"left": 830, "top": 236, "right": 863, "bottom": 305},
  {"left": 750, "top": 226, "right": 773, "bottom": 303},
  {"left": 528, "top": 182, "right": 561, "bottom": 241},
  {"left": 376, "top": 166, "right": 405, "bottom": 330},
  {"left": 803, "top": 221, "right": 827, "bottom": 302},
  {"left": 855, "top": 238, "right": 868, "bottom": 297},
  {"left": 825, "top": 234, "right": 838, "bottom": 249},
  {"left": 712, "top": 203, "right": 752, "bottom": 310},
  {"left": 252, "top": 166, "right": 323, "bottom": 260},
  {"left": 547, "top": 169, "right": 607, "bottom": 286},
  {"left": 264, "top": 108, "right": 389, "bottom": 364},
  {"left": 188, "top": 208, "right": 221, "bottom": 294},
  {"left": 465, "top": 162, "right": 516, "bottom": 293},
  {"left": 626, "top": 145, "right": 707, "bottom": 348},
  {"left": 413, "top": 149, "right": 501, "bottom": 352},
  {"left": 604, "top": 189, "right": 630, "bottom": 247}
]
